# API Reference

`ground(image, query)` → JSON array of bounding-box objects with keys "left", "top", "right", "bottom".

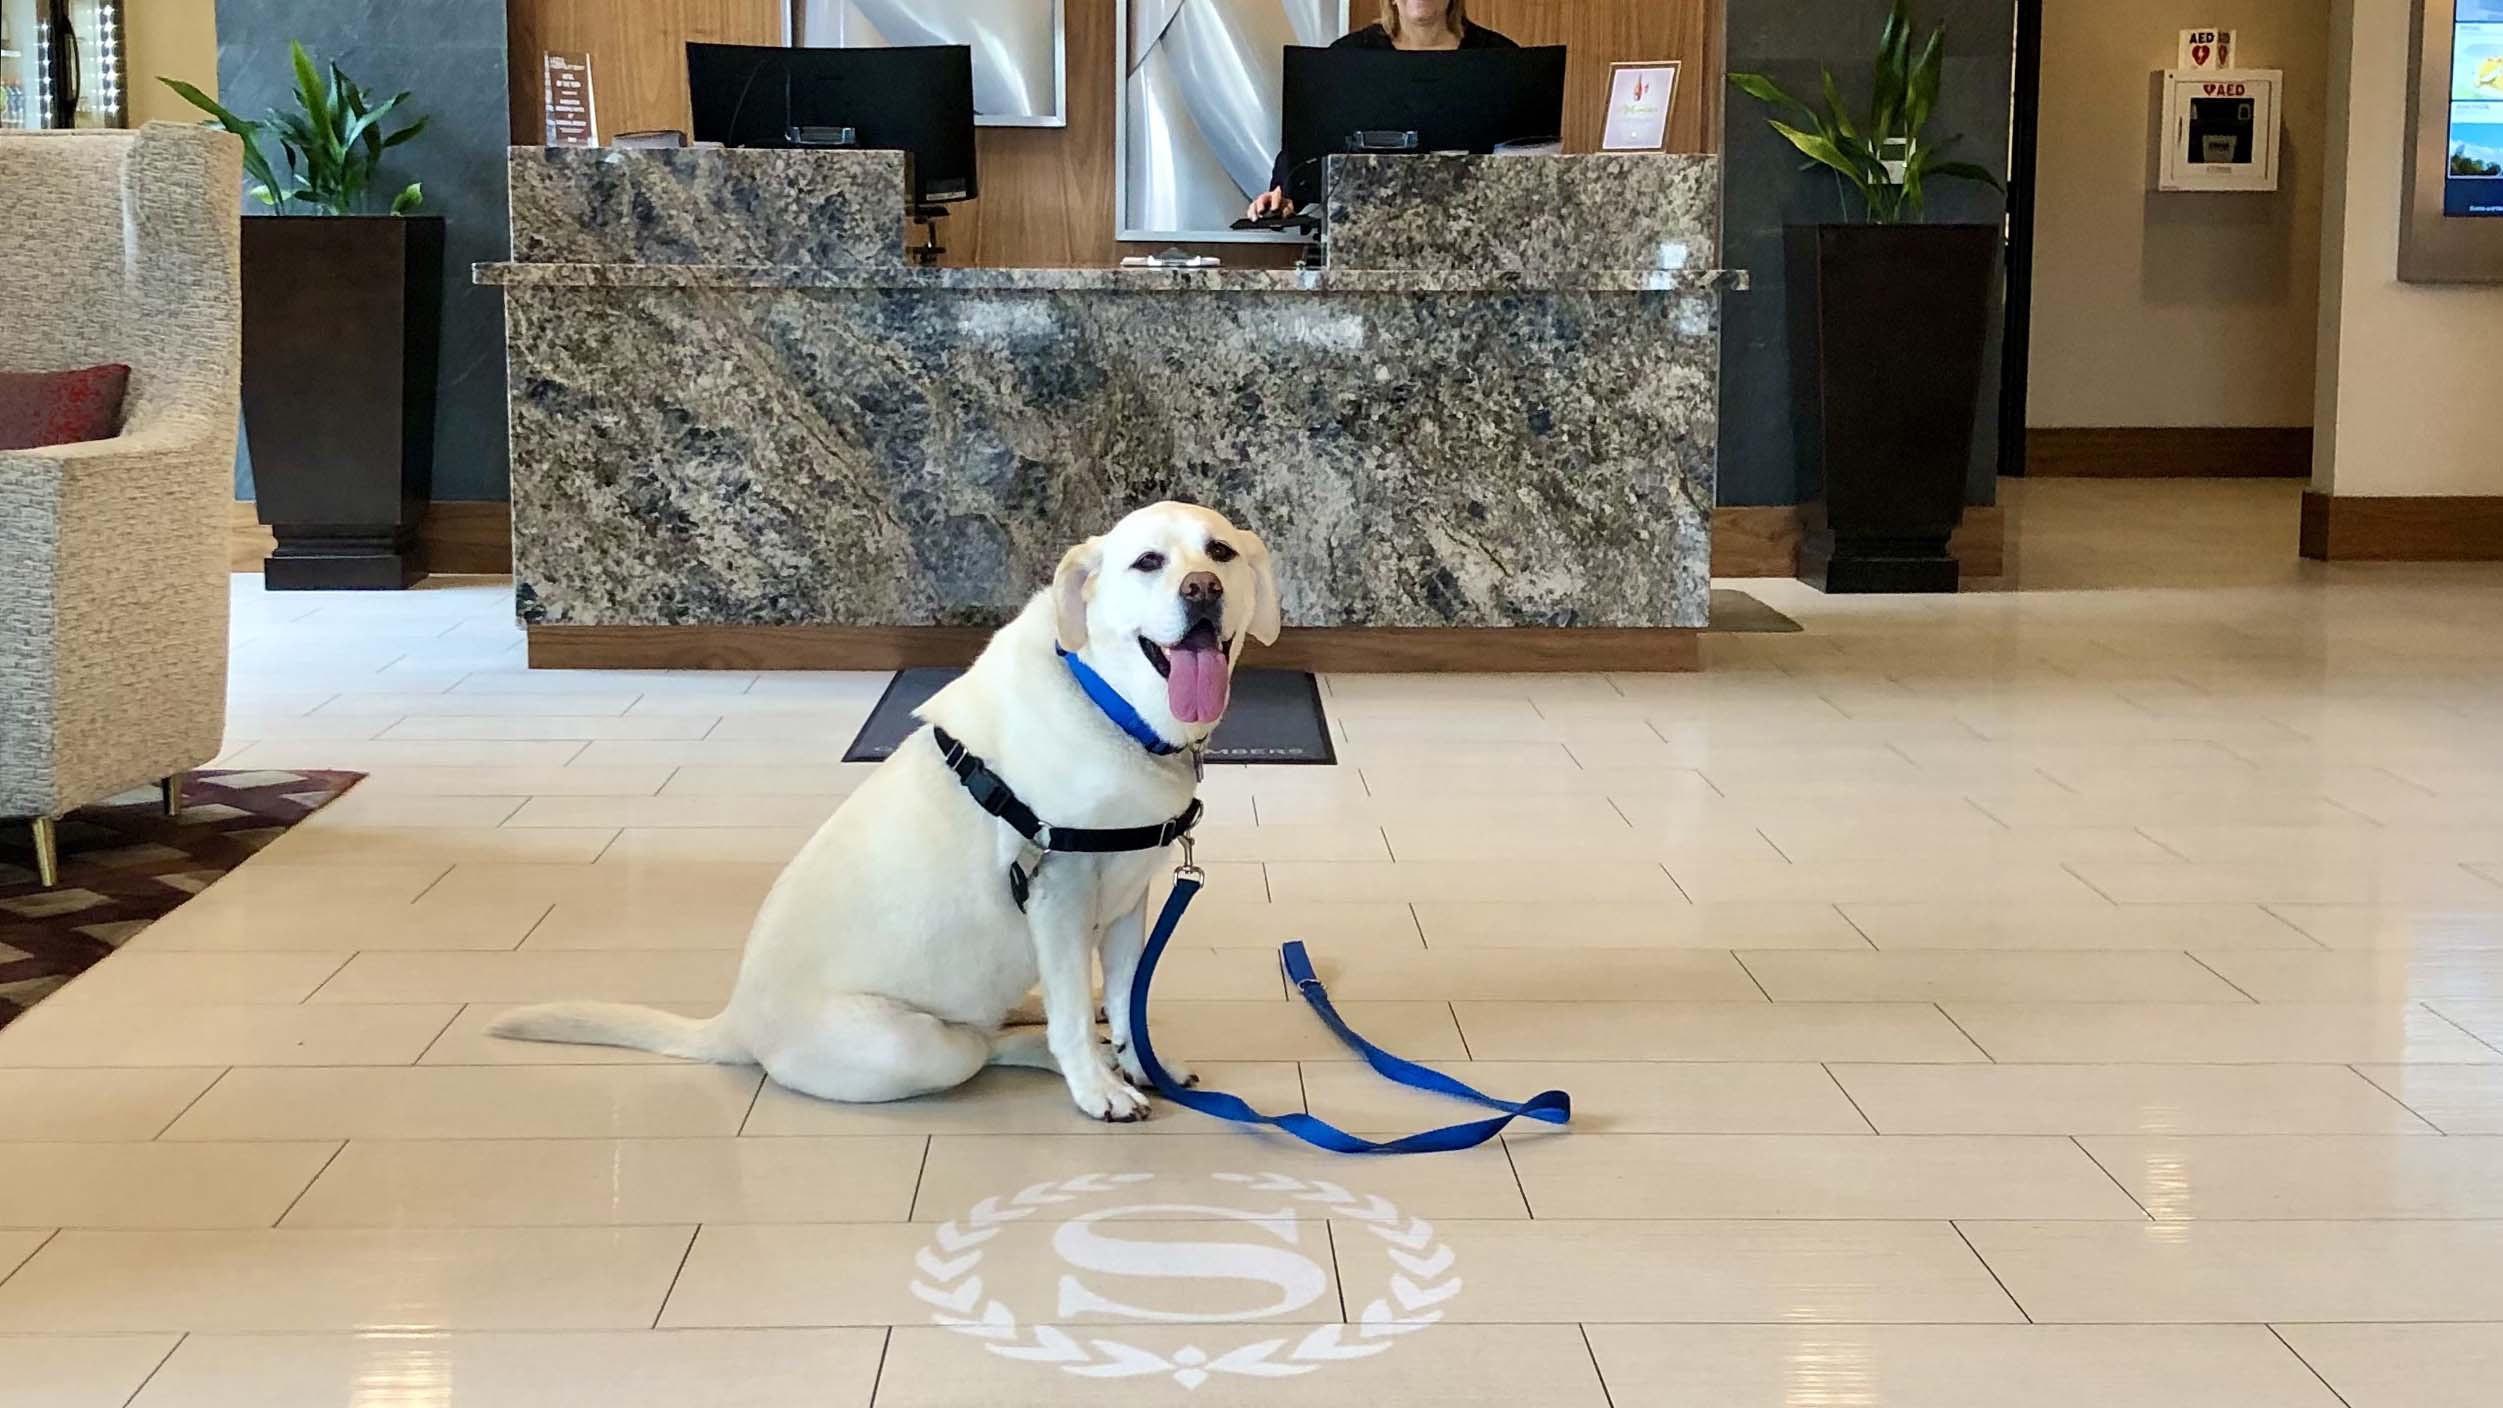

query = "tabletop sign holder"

[
  {"left": 1601, "top": 61, "right": 1681, "bottom": 152},
  {"left": 543, "top": 51, "right": 598, "bottom": 147}
]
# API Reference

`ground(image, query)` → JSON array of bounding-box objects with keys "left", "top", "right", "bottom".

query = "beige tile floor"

[{"left": 5, "top": 480, "right": 2503, "bottom": 1404}]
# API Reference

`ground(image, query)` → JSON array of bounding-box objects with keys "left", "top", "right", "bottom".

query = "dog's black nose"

[{"left": 1181, "top": 571, "right": 1224, "bottom": 620}]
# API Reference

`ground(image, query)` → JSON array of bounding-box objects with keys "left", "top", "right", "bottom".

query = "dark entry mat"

[{"left": 843, "top": 668, "right": 1337, "bottom": 765}]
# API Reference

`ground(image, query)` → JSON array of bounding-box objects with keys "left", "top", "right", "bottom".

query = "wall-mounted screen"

[
  {"left": 1116, "top": 0, "right": 1351, "bottom": 242},
  {"left": 2448, "top": 0, "right": 2503, "bottom": 215},
  {"left": 2405, "top": 0, "right": 2503, "bottom": 280},
  {"left": 792, "top": 0, "right": 1066, "bottom": 128}
]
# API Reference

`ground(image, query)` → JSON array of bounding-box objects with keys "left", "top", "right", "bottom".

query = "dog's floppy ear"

[
  {"left": 1238, "top": 530, "right": 1283, "bottom": 647},
  {"left": 1053, "top": 536, "right": 1102, "bottom": 651}
]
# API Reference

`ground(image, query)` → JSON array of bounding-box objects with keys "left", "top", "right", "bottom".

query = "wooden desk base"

[{"left": 526, "top": 625, "right": 1702, "bottom": 674}]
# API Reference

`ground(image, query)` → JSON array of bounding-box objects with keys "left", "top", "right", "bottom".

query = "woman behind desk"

[{"left": 1247, "top": 0, "right": 1518, "bottom": 219}]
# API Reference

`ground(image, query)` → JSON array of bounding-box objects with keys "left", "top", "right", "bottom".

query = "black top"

[{"left": 1265, "top": 23, "right": 1521, "bottom": 196}]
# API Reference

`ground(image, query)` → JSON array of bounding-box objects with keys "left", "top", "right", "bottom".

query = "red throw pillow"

[{"left": 0, "top": 363, "right": 132, "bottom": 451}]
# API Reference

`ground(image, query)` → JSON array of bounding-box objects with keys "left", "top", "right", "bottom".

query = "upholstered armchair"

[{"left": 0, "top": 124, "right": 241, "bottom": 886}]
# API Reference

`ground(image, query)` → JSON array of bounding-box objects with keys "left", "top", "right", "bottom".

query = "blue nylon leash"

[{"left": 1124, "top": 865, "right": 1572, "bottom": 1154}]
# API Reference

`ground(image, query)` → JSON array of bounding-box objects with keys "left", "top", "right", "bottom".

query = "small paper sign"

[
  {"left": 1601, "top": 62, "right": 1681, "bottom": 152},
  {"left": 544, "top": 51, "right": 598, "bottom": 147},
  {"left": 2178, "top": 29, "right": 2236, "bottom": 71}
]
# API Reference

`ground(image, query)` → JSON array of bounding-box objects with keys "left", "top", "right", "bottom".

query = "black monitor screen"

[
  {"left": 1279, "top": 46, "right": 1569, "bottom": 206},
  {"left": 2448, "top": 0, "right": 2503, "bottom": 215},
  {"left": 686, "top": 42, "right": 978, "bottom": 205}
]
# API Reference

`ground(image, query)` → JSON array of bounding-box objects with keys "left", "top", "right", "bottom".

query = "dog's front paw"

[
  {"left": 1114, "top": 1041, "right": 1196, "bottom": 1090},
  {"left": 1066, "top": 1057, "right": 1152, "bottom": 1123}
]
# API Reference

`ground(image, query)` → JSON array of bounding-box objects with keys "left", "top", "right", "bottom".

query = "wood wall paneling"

[
  {"left": 508, "top": 0, "right": 783, "bottom": 146},
  {"left": 502, "top": 0, "right": 1720, "bottom": 268},
  {"left": 2026, "top": 427, "right": 2314, "bottom": 479},
  {"left": 1467, "top": 0, "right": 1719, "bottom": 156}
]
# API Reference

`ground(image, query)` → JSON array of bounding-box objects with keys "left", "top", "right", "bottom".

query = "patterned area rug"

[{"left": 0, "top": 770, "right": 362, "bottom": 1027}]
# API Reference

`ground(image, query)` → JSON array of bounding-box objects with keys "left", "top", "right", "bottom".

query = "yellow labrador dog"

[{"left": 491, "top": 503, "right": 1280, "bottom": 1121}]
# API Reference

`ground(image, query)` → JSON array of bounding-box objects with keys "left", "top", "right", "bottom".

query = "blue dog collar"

[{"left": 1057, "top": 646, "right": 1182, "bottom": 756}]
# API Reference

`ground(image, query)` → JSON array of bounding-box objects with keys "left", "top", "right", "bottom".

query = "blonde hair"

[{"left": 1382, "top": 0, "right": 1467, "bottom": 42}]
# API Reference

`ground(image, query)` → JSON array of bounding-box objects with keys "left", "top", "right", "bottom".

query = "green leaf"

[
  {"left": 1729, "top": 71, "right": 1816, "bottom": 121},
  {"left": 390, "top": 182, "right": 424, "bottom": 215},
  {"left": 380, "top": 113, "right": 430, "bottom": 149},
  {"left": 1870, "top": 1, "right": 1910, "bottom": 134},
  {"left": 339, "top": 98, "right": 393, "bottom": 155},
  {"left": 160, "top": 78, "right": 287, "bottom": 203},
  {"left": 1928, "top": 160, "right": 2005, "bottom": 191},
  {"left": 1904, "top": 26, "right": 1946, "bottom": 138},
  {"left": 156, "top": 77, "right": 253, "bottom": 135},
  {"left": 1821, "top": 69, "right": 1859, "bottom": 142},
  {"left": 268, "top": 112, "right": 332, "bottom": 205},
  {"left": 1769, "top": 119, "right": 1875, "bottom": 200},
  {"left": 289, "top": 40, "right": 331, "bottom": 139},
  {"left": 366, "top": 89, "right": 416, "bottom": 159}
]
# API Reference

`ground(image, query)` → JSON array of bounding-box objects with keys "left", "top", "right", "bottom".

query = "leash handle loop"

[{"left": 1126, "top": 875, "right": 1571, "bottom": 1155}]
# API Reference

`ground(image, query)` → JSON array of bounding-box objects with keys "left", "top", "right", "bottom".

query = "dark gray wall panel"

[
  {"left": 1722, "top": 0, "right": 2013, "bottom": 506},
  {"left": 217, "top": 0, "right": 511, "bottom": 500}
]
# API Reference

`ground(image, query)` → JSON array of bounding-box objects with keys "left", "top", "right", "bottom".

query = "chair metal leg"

[
  {"left": 162, "top": 774, "right": 184, "bottom": 818},
  {"left": 28, "top": 817, "right": 58, "bottom": 888}
]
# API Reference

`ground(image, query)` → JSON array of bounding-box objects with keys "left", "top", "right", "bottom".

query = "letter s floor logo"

[{"left": 909, "top": 1171, "right": 1461, "bottom": 1389}]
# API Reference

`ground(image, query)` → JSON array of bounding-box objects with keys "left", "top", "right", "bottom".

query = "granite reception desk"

[{"left": 484, "top": 148, "right": 1741, "bottom": 671}]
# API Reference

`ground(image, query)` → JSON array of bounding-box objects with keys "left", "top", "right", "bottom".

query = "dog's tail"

[{"left": 486, "top": 1003, "right": 748, "bottom": 1063}]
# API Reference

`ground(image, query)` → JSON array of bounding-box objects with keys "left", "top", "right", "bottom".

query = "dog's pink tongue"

[{"left": 1166, "top": 645, "right": 1230, "bottom": 724}]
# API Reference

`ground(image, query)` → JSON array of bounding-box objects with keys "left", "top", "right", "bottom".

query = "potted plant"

[
  {"left": 163, "top": 43, "right": 439, "bottom": 590},
  {"left": 1733, "top": 1, "right": 2004, "bottom": 593}
]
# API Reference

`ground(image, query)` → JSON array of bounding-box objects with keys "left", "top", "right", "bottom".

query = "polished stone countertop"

[
  {"left": 491, "top": 147, "right": 1734, "bottom": 635},
  {"left": 478, "top": 262, "right": 1746, "bottom": 294},
  {"left": 1325, "top": 153, "right": 1724, "bottom": 273}
]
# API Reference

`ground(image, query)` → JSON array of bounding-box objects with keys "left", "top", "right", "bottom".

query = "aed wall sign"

[{"left": 2180, "top": 27, "right": 2237, "bottom": 69}]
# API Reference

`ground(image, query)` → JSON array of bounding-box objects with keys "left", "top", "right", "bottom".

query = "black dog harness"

[{"left": 930, "top": 726, "right": 1203, "bottom": 910}]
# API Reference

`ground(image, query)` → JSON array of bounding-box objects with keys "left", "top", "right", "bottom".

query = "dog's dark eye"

[
  {"left": 1131, "top": 552, "right": 1166, "bottom": 573},
  {"left": 1206, "top": 540, "right": 1238, "bottom": 563}
]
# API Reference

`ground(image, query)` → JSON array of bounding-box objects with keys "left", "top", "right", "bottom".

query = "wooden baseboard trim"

[
  {"left": 239, "top": 499, "right": 2003, "bottom": 585},
  {"left": 528, "top": 624, "right": 1701, "bottom": 674},
  {"left": 2026, "top": 426, "right": 2312, "bottom": 478},
  {"left": 2301, "top": 492, "right": 2503, "bottom": 561},
  {"left": 230, "top": 500, "right": 514, "bottom": 575},
  {"left": 1710, "top": 505, "right": 2007, "bottom": 580},
  {"left": 421, "top": 503, "right": 517, "bottom": 574},
  {"left": 1710, "top": 506, "right": 1803, "bottom": 577},
  {"left": 1951, "top": 507, "right": 2007, "bottom": 578},
  {"left": 236, "top": 495, "right": 2021, "bottom": 592}
]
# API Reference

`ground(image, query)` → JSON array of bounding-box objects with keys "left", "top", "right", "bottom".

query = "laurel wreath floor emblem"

[{"left": 909, "top": 1171, "right": 1461, "bottom": 1389}]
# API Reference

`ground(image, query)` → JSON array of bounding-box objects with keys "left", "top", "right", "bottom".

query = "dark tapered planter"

[
  {"left": 241, "top": 215, "right": 444, "bottom": 590},
  {"left": 1787, "top": 222, "right": 1999, "bottom": 594}
]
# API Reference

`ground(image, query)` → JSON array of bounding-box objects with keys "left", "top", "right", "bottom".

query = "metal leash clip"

[{"left": 1174, "top": 831, "right": 1203, "bottom": 883}]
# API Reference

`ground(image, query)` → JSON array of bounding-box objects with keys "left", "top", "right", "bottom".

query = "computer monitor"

[
  {"left": 686, "top": 42, "right": 978, "bottom": 205},
  {"left": 1278, "top": 46, "right": 1569, "bottom": 207}
]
